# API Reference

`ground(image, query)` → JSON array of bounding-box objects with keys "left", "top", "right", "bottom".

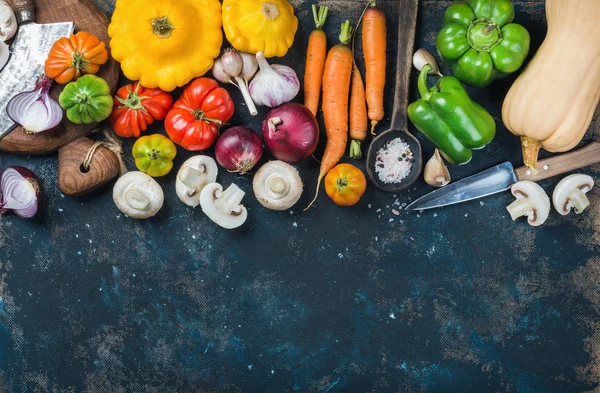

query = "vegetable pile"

[{"left": 1, "top": 0, "right": 598, "bottom": 232}]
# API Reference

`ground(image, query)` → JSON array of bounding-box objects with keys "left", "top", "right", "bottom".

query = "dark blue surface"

[{"left": 1, "top": 0, "right": 599, "bottom": 392}]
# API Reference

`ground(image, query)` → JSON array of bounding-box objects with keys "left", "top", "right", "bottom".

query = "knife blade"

[
  {"left": 405, "top": 141, "right": 600, "bottom": 211},
  {"left": 0, "top": 0, "right": 73, "bottom": 138},
  {"left": 405, "top": 162, "right": 517, "bottom": 211}
]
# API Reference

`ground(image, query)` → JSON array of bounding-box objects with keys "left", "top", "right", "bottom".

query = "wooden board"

[{"left": 0, "top": 0, "right": 120, "bottom": 155}]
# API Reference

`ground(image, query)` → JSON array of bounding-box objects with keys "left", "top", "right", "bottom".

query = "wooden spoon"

[{"left": 366, "top": 0, "right": 422, "bottom": 192}]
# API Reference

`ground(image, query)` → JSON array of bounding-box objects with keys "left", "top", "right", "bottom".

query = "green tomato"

[{"left": 59, "top": 74, "right": 114, "bottom": 124}]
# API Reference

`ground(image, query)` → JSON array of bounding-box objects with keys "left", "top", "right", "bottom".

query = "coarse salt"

[{"left": 375, "top": 138, "right": 414, "bottom": 184}]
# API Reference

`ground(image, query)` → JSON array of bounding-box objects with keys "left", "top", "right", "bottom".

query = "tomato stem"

[
  {"left": 149, "top": 149, "right": 160, "bottom": 160},
  {"left": 72, "top": 51, "right": 89, "bottom": 72},
  {"left": 192, "top": 109, "right": 223, "bottom": 125},
  {"left": 336, "top": 175, "right": 348, "bottom": 192}
]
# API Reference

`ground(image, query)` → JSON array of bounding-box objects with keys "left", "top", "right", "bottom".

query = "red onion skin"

[
  {"left": 215, "top": 127, "right": 263, "bottom": 174},
  {"left": 0, "top": 166, "right": 41, "bottom": 219},
  {"left": 261, "top": 103, "right": 319, "bottom": 163}
]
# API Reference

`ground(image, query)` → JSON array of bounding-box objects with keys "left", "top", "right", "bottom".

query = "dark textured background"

[{"left": 1, "top": 0, "right": 599, "bottom": 392}]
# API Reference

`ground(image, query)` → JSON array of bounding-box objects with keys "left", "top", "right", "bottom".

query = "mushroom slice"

[
  {"left": 113, "top": 171, "right": 164, "bottom": 219},
  {"left": 176, "top": 155, "right": 218, "bottom": 207},
  {"left": 200, "top": 183, "right": 247, "bottom": 229},
  {"left": 506, "top": 181, "right": 550, "bottom": 226},
  {"left": 253, "top": 161, "right": 303, "bottom": 211},
  {"left": 552, "top": 174, "right": 595, "bottom": 215}
]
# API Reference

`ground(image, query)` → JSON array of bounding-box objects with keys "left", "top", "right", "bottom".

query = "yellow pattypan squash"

[
  {"left": 108, "top": 0, "right": 223, "bottom": 92},
  {"left": 222, "top": 0, "right": 298, "bottom": 58}
]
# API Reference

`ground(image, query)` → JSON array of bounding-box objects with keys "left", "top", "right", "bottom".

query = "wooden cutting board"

[{"left": 0, "top": 0, "right": 120, "bottom": 155}]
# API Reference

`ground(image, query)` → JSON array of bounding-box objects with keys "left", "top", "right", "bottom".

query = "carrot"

[
  {"left": 305, "top": 21, "right": 354, "bottom": 210},
  {"left": 303, "top": 5, "right": 329, "bottom": 117},
  {"left": 362, "top": 0, "right": 386, "bottom": 135},
  {"left": 349, "top": 63, "right": 368, "bottom": 159}
]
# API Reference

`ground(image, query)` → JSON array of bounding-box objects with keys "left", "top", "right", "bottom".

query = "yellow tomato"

[
  {"left": 324, "top": 163, "right": 367, "bottom": 207},
  {"left": 108, "top": 0, "right": 223, "bottom": 91}
]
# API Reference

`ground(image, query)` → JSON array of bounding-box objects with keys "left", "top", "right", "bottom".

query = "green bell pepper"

[
  {"left": 59, "top": 74, "right": 114, "bottom": 124},
  {"left": 436, "top": 0, "right": 530, "bottom": 87},
  {"left": 407, "top": 64, "right": 496, "bottom": 165}
]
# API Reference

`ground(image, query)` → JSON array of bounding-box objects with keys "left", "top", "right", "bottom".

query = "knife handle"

[
  {"left": 10, "top": 0, "right": 35, "bottom": 24},
  {"left": 515, "top": 141, "right": 600, "bottom": 182}
]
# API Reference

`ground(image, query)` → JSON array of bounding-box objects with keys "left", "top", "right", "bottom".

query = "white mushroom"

[
  {"left": 0, "top": 1, "right": 17, "bottom": 42},
  {"left": 253, "top": 161, "right": 303, "bottom": 211},
  {"left": 506, "top": 181, "right": 550, "bottom": 226},
  {"left": 175, "top": 155, "right": 218, "bottom": 207},
  {"left": 552, "top": 174, "right": 595, "bottom": 215},
  {"left": 200, "top": 183, "right": 247, "bottom": 229},
  {"left": 113, "top": 171, "right": 164, "bottom": 219}
]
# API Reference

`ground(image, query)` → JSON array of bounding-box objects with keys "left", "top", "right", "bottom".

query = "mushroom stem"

[
  {"left": 568, "top": 189, "right": 590, "bottom": 214},
  {"left": 180, "top": 165, "right": 206, "bottom": 196},
  {"left": 215, "top": 184, "right": 245, "bottom": 214},
  {"left": 506, "top": 198, "right": 533, "bottom": 221},
  {"left": 267, "top": 175, "right": 288, "bottom": 195},
  {"left": 124, "top": 188, "right": 151, "bottom": 211}
]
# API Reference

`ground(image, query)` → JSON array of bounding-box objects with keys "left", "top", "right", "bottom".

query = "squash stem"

[
  {"left": 521, "top": 136, "right": 542, "bottom": 173},
  {"left": 152, "top": 16, "right": 174, "bottom": 38}
]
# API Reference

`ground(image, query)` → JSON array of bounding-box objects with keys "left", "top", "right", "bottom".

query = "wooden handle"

[
  {"left": 515, "top": 141, "right": 600, "bottom": 182},
  {"left": 389, "top": 0, "right": 419, "bottom": 132},
  {"left": 9, "top": 0, "right": 35, "bottom": 23}
]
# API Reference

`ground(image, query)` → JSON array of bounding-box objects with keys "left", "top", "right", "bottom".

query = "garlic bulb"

[
  {"left": 249, "top": 51, "right": 299, "bottom": 108},
  {"left": 424, "top": 149, "right": 451, "bottom": 187},
  {"left": 211, "top": 49, "right": 258, "bottom": 116},
  {"left": 0, "top": 1, "right": 16, "bottom": 42}
]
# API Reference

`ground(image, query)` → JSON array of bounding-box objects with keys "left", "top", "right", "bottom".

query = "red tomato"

[
  {"left": 165, "top": 78, "right": 235, "bottom": 151},
  {"left": 109, "top": 82, "right": 173, "bottom": 138}
]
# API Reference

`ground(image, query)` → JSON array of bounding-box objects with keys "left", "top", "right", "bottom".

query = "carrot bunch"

[{"left": 305, "top": 0, "right": 387, "bottom": 209}]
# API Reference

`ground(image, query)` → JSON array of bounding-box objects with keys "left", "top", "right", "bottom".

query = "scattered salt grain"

[
  {"left": 292, "top": 222, "right": 298, "bottom": 228},
  {"left": 465, "top": 213, "right": 469, "bottom": 217},
  {"left": 433, "top": 213, "right": 438, "bottom": 217},
  {"left": 479, "top": 201, "right": 485, "bottom": 206},
  {"left": 375, "top": 138, "right": 414, "bottom": 183},
  {"left": 392, "top": 209, "right": 400, "bottom": 216},
  {"left": 376, "top": 208, "right": 381, "bottom": 213},
  {"left": 368, "top": 204, "right": 372, "bottom": 209},
  {"left": 58, "top": 208, "right": 63, "bottom": 212},
  {"left": 389, "top": 218, "right": 394, "bottom": 222}
]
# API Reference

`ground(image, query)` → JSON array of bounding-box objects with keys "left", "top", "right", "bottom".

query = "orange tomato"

[
  {"left": 44, "top": 31, "right": 108, "bottom": 84},
  {"left": 324, "top": 163, "right": 367, "bottom": 206}
]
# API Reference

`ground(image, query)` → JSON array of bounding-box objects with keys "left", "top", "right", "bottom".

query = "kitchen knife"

[
  {"left": 0, "top": 0, "right": 73, "bottom": 138},
  {"left": 406, "top": 141, "right": 600, "bottom": 211}
]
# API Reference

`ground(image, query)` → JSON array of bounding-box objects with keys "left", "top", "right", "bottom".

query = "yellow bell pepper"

[
  {"left": 222, "top": 0, "right": 298, "bottom": 58},
  {"left": 108, "top": 0, "right": 223, "bottom": 92}
]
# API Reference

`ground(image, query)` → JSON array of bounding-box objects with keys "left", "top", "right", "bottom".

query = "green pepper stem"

[
  {"left": 339, "top": 20, "right": 353, "bottom": 46},
  {"left": 417, "top": 64, "right": 434, "bottom": 101},
  {"left": 312, "top": 5, "right": 329, "bottom": 30}
]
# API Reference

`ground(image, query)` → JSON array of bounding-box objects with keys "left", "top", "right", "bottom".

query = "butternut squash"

[{"left": 502, "top": 0, "right": 600, "bottom": 170}]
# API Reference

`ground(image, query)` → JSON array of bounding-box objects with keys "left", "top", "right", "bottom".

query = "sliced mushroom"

[
  {"left": 0, "top": 1, "right": 17, "bottom": 42},
  {"left": 200, "top": 183, "right": 247, "bottom": 229},
  {"left": 253, "top": 161, "right": 302, "bottom": 210},
  {"left": 506, "top": 181, "right": 550, "bottom": 226},
  {"left": 552, "top": 174, "right": 595, "bottom": 215},
  {"left": 176, "top": 155, "right": 218, "bottom": 207},
  {"left": 113, "top": 171, "right": 164, "bottom": 219}
]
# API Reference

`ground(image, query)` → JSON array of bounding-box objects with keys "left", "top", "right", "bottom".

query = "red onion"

[
  {"left": 0, "top": 166, "right": 41, "bottom": 218},
  {"left": 261, "top": 103, "right": 319, "bottom": 163},
  {"left": 215, "top": 127, "right": 263, "bottom": 174},
  {"left": 6, "top": 75, "right": 63, "bottom": 133}
]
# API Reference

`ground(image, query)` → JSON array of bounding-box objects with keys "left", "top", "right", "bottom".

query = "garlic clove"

[
  {"left": 413, "top": 48, "right": 442, "bottom": 77},
  {"left": 220, "top": 49, "right": 243, "bottom": 78},
  {"left": 240, "top": 51, "right": 258, "bottom": 81},
  {"left": 424, "top": 149, "right": 451, "bottom": 187}
]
